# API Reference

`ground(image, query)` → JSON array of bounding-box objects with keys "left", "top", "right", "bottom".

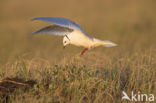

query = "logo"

[{"left": 122, "top": 91, "right": 154, "bottom": 102}]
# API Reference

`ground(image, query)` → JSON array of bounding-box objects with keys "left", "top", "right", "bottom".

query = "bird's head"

[{"left": 63, "top": 36, "right": 70, "bottom": 48}]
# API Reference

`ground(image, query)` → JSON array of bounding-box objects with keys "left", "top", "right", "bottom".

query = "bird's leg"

[{"left": 81, "top": 48, "right": 88, "bottom": 55}]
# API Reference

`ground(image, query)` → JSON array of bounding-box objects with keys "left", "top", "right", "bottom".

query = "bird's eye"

[{"left": 64, "top": 41, "right": 66, "bottom": 43}]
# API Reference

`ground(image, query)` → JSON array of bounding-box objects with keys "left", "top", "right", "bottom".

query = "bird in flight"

[{"left": 32, "top": 17, "right": 117, "bottom": 55}]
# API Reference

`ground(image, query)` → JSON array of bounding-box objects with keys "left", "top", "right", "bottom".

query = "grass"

[
  {"left": 0, "top": 49, "right": 155, "bottom": 103},
  {"left": 0, "top": 0, "right": 156, "bottom": 103}
]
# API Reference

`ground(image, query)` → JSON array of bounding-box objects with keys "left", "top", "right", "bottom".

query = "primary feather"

[
  {"left": 32, "top": 25, "right": 73, "bottom": 36},
  {"left": 32, "top": 17, "right": 86, "bottom": 34}
]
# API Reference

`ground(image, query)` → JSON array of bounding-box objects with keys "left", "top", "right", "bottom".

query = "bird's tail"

[
  {"left": 101, "top": 40, "right": 117, "bottom": 47},
  {"left": 93, "top": 38, "right": 117, "bottom": 47}
]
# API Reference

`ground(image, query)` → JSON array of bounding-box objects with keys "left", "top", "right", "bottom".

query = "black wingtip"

[
  {"left": 32, "top": 31, "right": 38, "bottom": 35},
  {"left": 31, "top": 17, "right": 40, "bottom": 21},
  {"left": 31, "top": 18, "right": 36, "bottom": 21},
  {"left": 32, "top": 32, "right": 36, "bottom": 35}
]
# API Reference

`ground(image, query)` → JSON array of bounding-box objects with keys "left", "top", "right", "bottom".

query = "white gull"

[{"left": 32, "top": 17, "right": 117, "bottom": 55}]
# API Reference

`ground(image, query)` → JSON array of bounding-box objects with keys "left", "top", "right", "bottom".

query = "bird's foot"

[{"left": 81, "top": 48, "right": 88, "bottom": 55}]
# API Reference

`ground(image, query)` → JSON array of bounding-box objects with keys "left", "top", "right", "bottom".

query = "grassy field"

[{"left": 0, "top": 0, "right": 155, "bottom": 103}]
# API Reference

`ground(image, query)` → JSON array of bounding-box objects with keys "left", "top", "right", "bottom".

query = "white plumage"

[{"left": 32, "top": 17, "right": 117, "bottom": 55}]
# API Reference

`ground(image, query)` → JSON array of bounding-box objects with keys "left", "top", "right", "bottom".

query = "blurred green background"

[{"left": 0, "top": 0, "right": 155, "bottom": 65}]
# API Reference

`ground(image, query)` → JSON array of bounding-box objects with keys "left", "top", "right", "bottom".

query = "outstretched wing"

[
  {"left": 32, "top": 17, "right": 86, "bottom": 34},
  {"left": 32, "top": 25, "right": 73, "bottom": 36}
]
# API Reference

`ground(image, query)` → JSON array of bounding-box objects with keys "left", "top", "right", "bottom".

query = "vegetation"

[{"left": 0, "top": 0, "right": 155, "bottom": 103}]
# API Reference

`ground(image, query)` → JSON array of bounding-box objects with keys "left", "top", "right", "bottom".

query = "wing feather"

[
  {"left": 32, "top": 25, "right": 73, "bottom": 36},
  {"left": 32, "top": 17, "right": 86, "bottom": 34}
]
